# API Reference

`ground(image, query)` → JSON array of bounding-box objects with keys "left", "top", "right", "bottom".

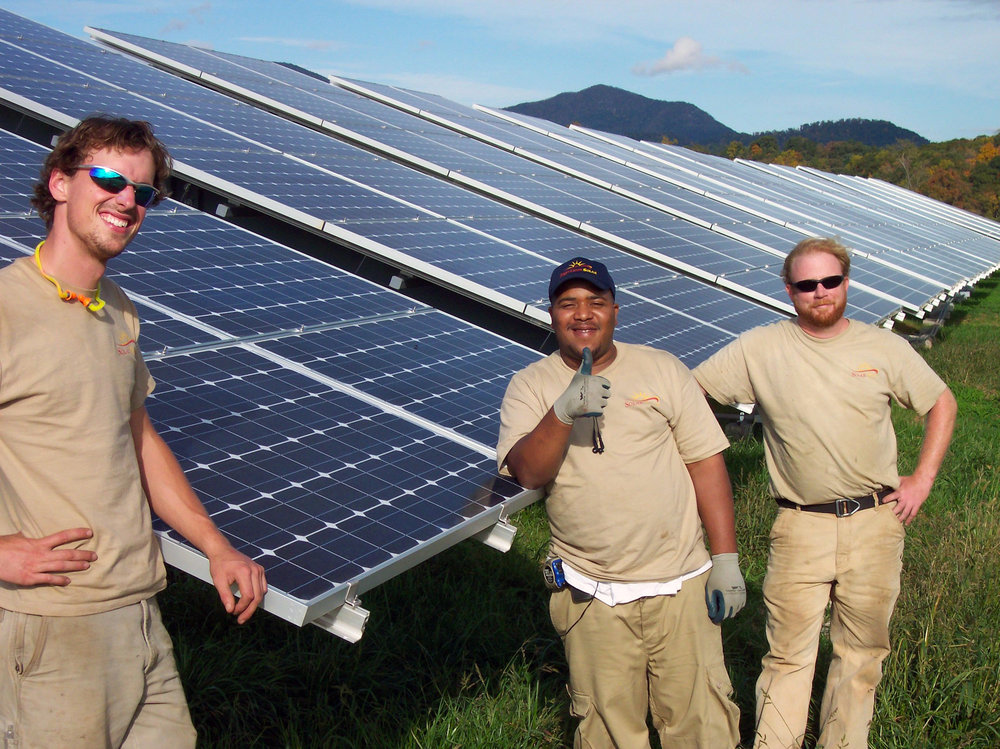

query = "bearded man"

[{"left": 694, "top": 237, "right": 957, "bottom": 749}]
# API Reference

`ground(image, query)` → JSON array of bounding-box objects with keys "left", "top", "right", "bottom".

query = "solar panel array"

[
  {"left": 85, "top": 27, "right": 1000, "bottom": 321},
  {"left": 2, "top": 9, "right": 998, "bottom": 639},
  {"left": 84, "top": 26, "right": 799, "bottom": 322}
]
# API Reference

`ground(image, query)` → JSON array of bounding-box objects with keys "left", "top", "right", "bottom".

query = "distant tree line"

[{"left": 703, "top": 133, "right": 1000, "bottom": 220}]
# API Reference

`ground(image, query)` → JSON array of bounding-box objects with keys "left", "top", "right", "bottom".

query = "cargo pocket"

[
  {"left": 568, "top": 685, "right": 603, "bottom": 749},
  {"left": 704, "top": 660, "right": 740, "bottom": 743}
]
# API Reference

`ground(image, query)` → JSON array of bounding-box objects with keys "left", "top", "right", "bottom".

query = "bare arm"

[
  {"left": 686, "top": 451, "right": 737, "bottom": 555},
  {"left": 130, "top": 407, "right": 267, "bottom": 623},
  {"left": 503, "top": 408, "right": 574, "bottom": 489},
  {"left": 890, "top": 387, "right": 958, "bottom": 525},
  {"left": 689, "top": 451, "right": 745, "bottom": 622},
  {"left": 0, "top": 528, "right": 97, "bottom": 586}
]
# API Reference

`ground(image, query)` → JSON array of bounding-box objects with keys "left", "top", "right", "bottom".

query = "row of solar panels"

[{"left": 2, "top": 9, "right": 998, "bottom": 640}]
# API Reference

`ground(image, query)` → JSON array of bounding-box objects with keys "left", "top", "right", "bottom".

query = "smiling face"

[
  {"left": 785, "top": 250, "right": 850, "bottom": 337},
  {"left": 49, "top": 146, "right": 155, "bottom": 266},
  {"left": 549, "top": 280, "right": 619, "bottom": 371}
]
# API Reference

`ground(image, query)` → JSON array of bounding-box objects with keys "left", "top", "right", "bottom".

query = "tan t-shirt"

[
  {"left": 497, "top": 342, "right": 729, "bottom": 583},
  {"left": 0, "top": 256, "right": 164, "bottom": 615},
  {"left": 694, "top": 319, "right": 947, "bottom": 505}
]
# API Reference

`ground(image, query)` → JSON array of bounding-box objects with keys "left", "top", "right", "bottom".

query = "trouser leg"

[
  {"left": 550, "top": 589, "right": 650, "bottom": 749},
  {"left": 646, "top": 570, "right": 740, "bottom": 749},
  {"left": 121, "top": 598, "right": 197, "bottom": 749},
  {"left": 816, "top": 504, "right": 904, "bottom": 749},
  {"left": 0, "top": 598, "right": 195, "bottom": 749},
  {"left": 754, "top": 510, "right": 836, "bottom": 749}
]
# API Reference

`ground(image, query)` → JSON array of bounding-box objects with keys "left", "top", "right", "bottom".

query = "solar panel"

[
  {"left": 735, "top": 161, "right": 994, "bottom": 280},
  {"left": 0, "top": 125, "right": 541, "bottom": 641},
  {"left": 633, "top": 142, "right": 998, "bottom": 289},
  {"left": 561, "top": 130, "right": 1000, "bottom": 301}
]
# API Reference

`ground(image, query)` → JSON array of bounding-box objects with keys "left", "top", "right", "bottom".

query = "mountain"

[
  {"left": 503, "top": 85, "right": 928, "bottom": 148},
  {"left": 763, "top": 119, "right": 928, "bottom": 148},
  {"left": 504, "top": 84, "right": 739, "bottom": 147}
]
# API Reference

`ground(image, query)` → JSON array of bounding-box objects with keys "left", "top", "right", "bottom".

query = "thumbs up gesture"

[{"left": 553, "top": 348, "right": 611, "bottom": 424}]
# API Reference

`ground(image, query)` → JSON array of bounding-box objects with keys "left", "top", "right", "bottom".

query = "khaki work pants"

[
  {"left": 754, "top": 503, "right": 905, "bottom": 749},
  {"left": 550, "top": 568, "right": 740, "bottom": 749},
  {"left": 0, "top": 597, "right": 196, "bottom": 749}
]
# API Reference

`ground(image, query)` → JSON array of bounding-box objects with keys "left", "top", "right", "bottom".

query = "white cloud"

[{"left": 632, "top": 37, "right": 748, "bottom": 76}]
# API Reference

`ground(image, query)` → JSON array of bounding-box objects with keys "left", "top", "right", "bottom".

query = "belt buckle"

[{"left": 835, "top": 498, "right": 861, "bottom": 517}]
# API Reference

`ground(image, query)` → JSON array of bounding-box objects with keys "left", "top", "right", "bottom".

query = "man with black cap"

[{"left": 497, "top": 257, "right": 745, "bottom": 748}]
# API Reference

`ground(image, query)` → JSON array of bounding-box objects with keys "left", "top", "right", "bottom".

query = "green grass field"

[{"left": 161, "top": 273, "right": 1000, "bottom": 748}]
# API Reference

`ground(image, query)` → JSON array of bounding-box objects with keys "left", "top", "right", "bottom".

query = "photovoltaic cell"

[{"left": 146, "top": 346, "right": 525, "bottom": 601}]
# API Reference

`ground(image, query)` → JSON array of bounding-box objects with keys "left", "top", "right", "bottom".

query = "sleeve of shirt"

[
  {"left": 884, "top": 334, "right": 946, "bottom": 416},
  {"left": 693, "top": 336, "right": 756, "bottom": 406},
  {"left": 123, "top": 290, "right": 156, "bottom": 410},
  {"left": 496, "top": 367, "right": 548, "bottom": 476},
  {"left": 663, "top": 356, "right": 730, "bottom": 464}
]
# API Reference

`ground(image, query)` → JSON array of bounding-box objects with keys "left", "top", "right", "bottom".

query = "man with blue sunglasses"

[
  {"left": 695, "top": 237, "right": 957, "bottom": 749},
  {"left": 0, "top": 116, "right": 267, "bottom": 748}
]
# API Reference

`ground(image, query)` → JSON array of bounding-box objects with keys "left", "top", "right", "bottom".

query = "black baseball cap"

[{"left": 548, "top": 257, "right": 616, "bottom": 303}]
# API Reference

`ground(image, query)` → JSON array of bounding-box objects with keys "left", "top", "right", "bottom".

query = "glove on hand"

[
  {"left": 552, "top": 348, "right": 610, "bottom": 425},
  {"left": 705, "top": 552, "right": 746, "bottom": 624}
]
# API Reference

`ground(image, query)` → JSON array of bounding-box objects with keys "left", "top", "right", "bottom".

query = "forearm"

[
  {"left": 912, "top": 388, "right": 958, "bottom": 485},
  {"left": 503, "top": 409, "right": 573, "bottom": 489},
  {"left": 130, "top": 409, "right": 233, "bottom": 557},
  {"left": 687, "top": 452, "right": 738, "bottom": 555}
]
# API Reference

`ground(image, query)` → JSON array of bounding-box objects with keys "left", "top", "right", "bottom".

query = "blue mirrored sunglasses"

[
  {"left": 790, "top": 274, "right": 845, "bottom": 293},
  {"left": 75, "top": 165, "right": 159, "bottom": 208}
]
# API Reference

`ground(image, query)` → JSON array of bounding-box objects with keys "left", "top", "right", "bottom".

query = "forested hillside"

[
  {"left": 720, "top": 134, "right": 1000, "bottom": 219},
  {"left": 505, "top": 85, "right": 997, "bottom": 219}
]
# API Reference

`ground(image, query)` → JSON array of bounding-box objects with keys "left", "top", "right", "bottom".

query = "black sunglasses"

[
  {"left": 789, "top": 274, "right": 845, "bottom": 293},
  {"left": 75, "top": 165, "right": 159, "bottom": 208}
]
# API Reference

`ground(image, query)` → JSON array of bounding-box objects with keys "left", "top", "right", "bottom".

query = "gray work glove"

[
  {"left": 552, "top": 348, "right": 610, "bottom": 424},
  {"left": 706, "top": 552, "right": 746, "bottom": 624}
]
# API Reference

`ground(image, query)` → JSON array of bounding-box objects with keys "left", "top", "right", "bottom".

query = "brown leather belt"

[{"left": 776, "top": 488, "right": 894, "bottom": 518}]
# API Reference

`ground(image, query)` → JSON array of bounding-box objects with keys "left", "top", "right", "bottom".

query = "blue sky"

[{"left": 7, "top": 0, "right": 999, "bottom": 142}]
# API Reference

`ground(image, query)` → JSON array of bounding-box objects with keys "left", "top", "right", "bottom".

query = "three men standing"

[{"left": 695, "top": 237, "right": 956, "bottom": 748}]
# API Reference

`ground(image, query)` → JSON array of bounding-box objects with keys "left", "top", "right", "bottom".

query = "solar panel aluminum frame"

[{"left": 159, "top": 484, "right": 542, "bottom": 641}]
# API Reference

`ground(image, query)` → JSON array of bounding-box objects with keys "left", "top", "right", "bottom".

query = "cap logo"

[{"left": 560, "top": 261, "right": 597, "bottom": 279}]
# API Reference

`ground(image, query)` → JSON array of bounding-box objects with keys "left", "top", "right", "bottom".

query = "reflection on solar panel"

[{"left": 0, "top": 126, "right": 540, "bottom": 641}]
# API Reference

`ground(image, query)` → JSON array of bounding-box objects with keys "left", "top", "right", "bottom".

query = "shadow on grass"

[
  {"left": 160, "top": 514, "right": 779, "bottom": 747},
  {"left": 159, "top": 506, "right": 571, "bottom": 748}
]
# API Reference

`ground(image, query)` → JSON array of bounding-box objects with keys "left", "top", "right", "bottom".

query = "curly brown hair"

[
  {"left": 31, "top": 115, "right": 172, "bottom": 228},
  {"left": 781, "top": 237, "right": 851, "bottom": 284}
]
